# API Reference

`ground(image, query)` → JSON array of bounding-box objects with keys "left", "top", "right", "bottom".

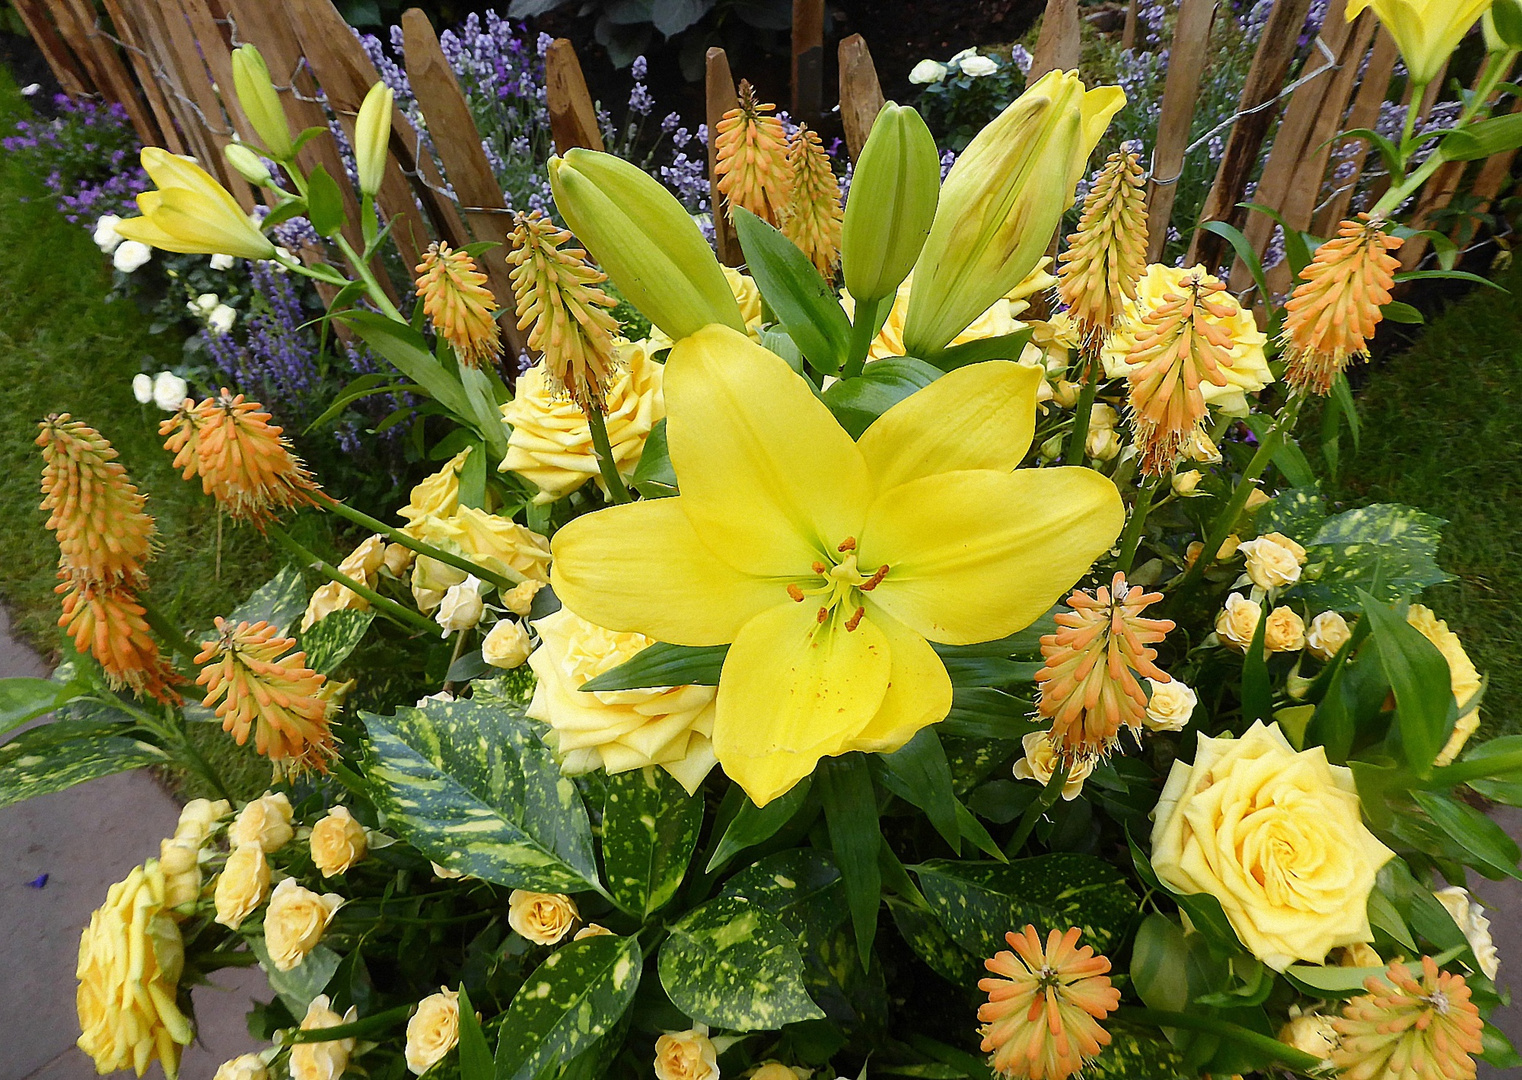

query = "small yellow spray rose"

[
  {"left": 1143, "top": 678, "right": 1197, "bottom": 732},
  {"left": 1434, "top": 887, "right": 1500, "bottom": 980},
  {"left": 159, "top": 835, "right": 203, "bottom": 911},
  {"left": 405, "top": 987, "right": 461, "bottom": 1075},
  {"left": 500, "top": 578, "right": 544, "bottom": 617},
  {"left": 229, "top": 792, "right": 294, "bottom": 852},
  {"left": 1264, "top": 607, "right": 1306, "bottom": 653},
  {"left": 289, "top": 995, "right": 357, "bottom": 1080},
  {"left": 310, "top": 806, "right": 368, "bottom": 876},
  {"left": 1171, "top": 470, "right": 1203, "bottom": 497},
  {"left": 482, "top": 619, "right": 533, "bottom": 670},
  {"left": 175, "top": 797, "right": 231, "bottom": 843},
  {"left": 508, "top": 889, "right": 578, "bottom": 945},
  {"left": 264, "top": 878, "right": 344, "bottom": 971},
  {"left": 1215, "top": 593, "right": 1263, "bottom": 652},
  {"left": 1306, "top": 611, "right": 1353, "bottom": 662},
  {"left": 214, "top": 1053, "right": 269, "bottom": 1080},
  {"left": 1151, "top": 721, "right": 1394, "bottom": 969},
  {"left": 1011, "top": 730, "right": 1094, "bottom": 800},
  {"left": 654, "top": 1025, "right": 720, "bottom": 1080},
  {"left": 1238, "top": 533, "right": 1306, "bottom": 589},
  {"left": 213, "top": 844, "right": 270, "bottom": 929}
]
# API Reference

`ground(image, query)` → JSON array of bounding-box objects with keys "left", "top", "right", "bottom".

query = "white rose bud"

[
  {"left": 960, "top": 54, "right": 998, "bottom": 77},
  {"left": 436, "top": 575, "right": 486, "bottom": 636},
  {"left": 481, "top": 620, "right": 533, "bottom": 669},
  {"left": 908, "top": 59, "right": 949, "bottom": 84},
  {"left": 152, "top": 371, "right": 189, "bottom": 412},
  {"left": 113, "top": 240, "right": 153, "bottom": 273},
  {"left": 207, "top": 304, "right": 238, "bottom": 335},
  {"left": 132, "top": 373, "right": 154, "bottom": 404},
  {"left": 93, "top": 213, "right": 124, "bottom": 253},
  {"left": 210, "top": 253, "right": 237, "bottom": 271}
]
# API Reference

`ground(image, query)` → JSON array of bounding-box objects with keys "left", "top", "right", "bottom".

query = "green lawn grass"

[{"left": 1332, "top": 262, "right": 1522, "bottom": 738}]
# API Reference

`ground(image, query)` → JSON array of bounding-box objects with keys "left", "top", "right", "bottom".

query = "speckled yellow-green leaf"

[
  {"left": 888, "top": 901, "right": 984, "bottom": 987},
  {"left": 658, "top": 895, "right": 825, "bottom": 1031},
  {"left": 601, "top": 767, "right": 702, "bottom": 919},
  {"left": 1082, "top": 1028, "right": 1189, "bottom": 1079},
  {"left": 361, "top": 699, "right": 598, "bottom": 892},
  {"left": 0, "top": 723, "right": 165, "bottom": 810},
  {"left": 494, "top": 934, "right": 642, "bottom": 1080},
  {"left": 913, "top": 854, "right": 1138, "bottom": 962},
  {"left": 300, "top": 608, "right": 374, "bottom": 674},
  {"left": 1297, "top": 504, "right": 1451, "bottom": 610}
]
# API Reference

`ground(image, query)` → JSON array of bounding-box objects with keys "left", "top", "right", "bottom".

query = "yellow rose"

[
  {"left": 213, "top": 844, "right": 271, "bottom": 930},
  {"left": 174, "top": 797, "right": 231, "bottom": 844},
  {"left": 405, "top": 988, "right": 460, "bottom": 1075},
  {"left": 751, "top": 1066, "right": 807, "bottom": 1080},
  {"left": 1150, "top": 720, "right": 1395, "bottom": 969},
  {"left": 1237, "top": 535, "right": 1305, "bottom": 590},
  {"left": 264, "top": 878, "right": 344, "bottom": 971},
  {"left": 654, "top": 1025, "right": 719, "bottom": 1080},
  {"left": 501, "top": 579, "right": 544, "bottom": 617},
  {"left": 384, "top": 542, "right": 416, "bottom": 576},
  {"left": 1184, "top": 428, "right": 1222, "bottom": 463},
  {"left": 302, "top": 535, "right": 387, "bottom": 630},
  {"left": 310, "top": 806, "right": 368, "bottom": 876},
  {"left": 1306, "top": 611, "right": 1353, "bottom": 662},
  {"left": 229, "top": 792, "right": 294, "bottom": 852},
  {"left": 1278, "top": 1013, "right": 1339, "bottom": 1059},
  {"left": 159, "top": 835, "right": 203, "bottom": 912},
  {"left": 507, "top": 889, "right": 578, "bottom": 945},
  {"left": 1337, "top": 942, "right": 1383, "bottom": 967},
  {"left": 526, "top": 606, "right": 718, "bottom": 795},
  {"left": 1215, "top": 593, "right": 1262, "bottom": 652},
  {"left": 1406, "top": 603, "right": 1481, "bottom": 714},
  {"left": 289, "top": 995, "right": 357, "bottom": 1080},
  {"left": 1171, "top": 469, "right": 1203, "bottom": 497},
  {"left": 435, "top": 575, "right": 487, "bottom": 634},
  {"left": 482, "top": 619, "right": 533, "bottom": 670},
  {"left": 1011, "top": 730, "right": 1094, "bottom": 800},
  {"left": 412, "top": 507, "right": 551, "bottom": 585},
  {"left": 411, "top": 554, "right": 467, "bottom": 614},
  {"left": 574, "top": 923, "right": 615, "bottom": 940},
  {"left": 75, "top": 861, "right": 195, "bottom": 1079},
  {"left": 500, "top": 339, "right": 667, "bottom": 504},
  {"left": 1103, "top": 263, "right": 1273, "bottom": 415},
  {"left": 398, "top": 448, "right": 471, "bottom": 537},
  {"left": 1263, "top": 607, "right": 1306, "bottom": 653},
  {"left": 214, "top": 1053, "right": 269, "bottom": 1080},
  {"left": 1243, "top": 487, "right": 1271, "bottom": 513},
  {"left": 1434, "top": 886, "right": 1499, "bottom": 980},
  {"left": 1086, "top": 425, "right": 1121, "bottom": 463},
  {"left": 1143, "top": 678, "right": 1197, "bottom": 732}
]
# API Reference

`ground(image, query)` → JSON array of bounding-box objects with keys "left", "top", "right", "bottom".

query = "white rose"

[
  {"left": 93, "top": 214, "right": 124, "bottom": 253},
  {"left": 113, "top": 240, "right": 152, "bottom": 273},
  {"left": 132, "top": 373, "right": 154, "bottom": 404},
  {"left": 1144, "top": 678, "right": 1197, "bottom": 732},
  {"left": 20, "top": 82, "right": 41, "bottom": 97},
  {"left": 482, "top": 619, "right": 533, "bottom": 669},
  {"left": 908, "top": 59, "right": 949, "bottom": 84},
  {"left": 207, "top": 304, "right": 238, "bottom": 335},
  {"left": 210, "top": 253, "right": 236, "bottom": 270},
  {"left": 1434, "top": 886, "right": 1499, "bottom": 980},
  {"left": 152, "top": 372, "right": 189, "bottom": 411},
  {"left": 192, "top": 292, "right": 219, "bottom": 314},
  {"left": 1305, "top": 611, "right": 1352, "bottom": 662},
  {"left": 1011, "top": 730, "right": 1094, "bottom": 800},
  {"left": 436, "top": 575, "right": 486, "bottom": 635},
  {"left": 960, "top": 54, "right": 998, "bottom": 77}
]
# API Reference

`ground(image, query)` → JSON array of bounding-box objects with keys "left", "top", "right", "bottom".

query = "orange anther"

[
  {"left": 844, "top": 606, "right": 865, "bottom": 632},
  {"left": 860, "top": 564, "right": 890, "bottom": 591},
  {"left": 786, "top": 583, "right": 805, "bottom": 602},
  {"left": 837, "top": 536, "right": 857, "bottom": 552}
]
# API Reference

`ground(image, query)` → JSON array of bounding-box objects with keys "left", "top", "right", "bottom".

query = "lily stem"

[
  {"left": 334, "top": 235, "right": 406, "bottom": 322},
  {"left": 842, "top": 294, "right": 889, "bottom": 380},
  {"left": 138, "top": 597, "right": 201, "bottom": 665},
  {"left": 265, "top": 522, "right": 437, "bottom": 636},
  {"left": 584, "top": 404, "right": 632, "bottom": 503}
]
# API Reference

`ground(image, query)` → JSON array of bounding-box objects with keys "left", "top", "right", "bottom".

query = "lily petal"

[
  {"left": 666, "top": 325, "right": 873, "bottom": 576},
  {"left": 550, "top": 497, "right": 783, "bottom": 646},
  {"left": 842, "top": 608, "right": 953, "bottom": 753},
  {"left": 714, "top": 600, "right": 891, "bottom": 805},
  {"left": 860, "top": 467, "right": 1123, "bottom": 645},
  {"left": 857, "top": 360, "right": 1041, "bottom": 491}
]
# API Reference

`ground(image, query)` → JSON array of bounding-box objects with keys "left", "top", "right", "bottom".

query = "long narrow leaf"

[
  {"left": 732, "top": 206, "right": 851, "bottom": 373},
  {"left": 818, "top": 754, "right": 881, "bottom": 968}
]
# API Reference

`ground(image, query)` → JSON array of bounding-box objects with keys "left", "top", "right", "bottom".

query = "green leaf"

[
  {"left": 1085, "top": 1029, "right": 1189, "bottom": 1079},
  {"left": 1282, "top": 962, "right": 1387, "bottom": 997},
  {"left": 339, "top": 310, "right": 478, "bottom": 427},
  {"left": 305, "top": 373, "right": 416, "bottom": 433},
  {"left": 577, "top": 641, "right": 726, "bottom": 691},
  {"left": 631, "top": 418, "right": 678, "bottom": 499},
  {"left": 1381, "top": 300, "right": 1424, "bottom": 324},
  {"left": 1440, "top": 111, "right": 1522, "bottom": 161},
  {"left": 818, "top": 754, "right": 882, "bottom": 968},
  {"left": 1202, "top": 220, "right": 1275, "bottom": 334},
  {"left": 913, "top": 854, "right": 1138, "bottom": 960},
  {"left": 1462, "top": 735, "right": 1522, "bottom": 803},
  {"left": 601, "top": 767, "right": 702, "bottom": 918},
  {"left": 927, "top": 329, "right": 1034, "bottom": 372},
  {"left": 1297, "top": 504, "right": 1452, "bottom": 610},
  {"left": 1394, "top": 269, "right": 1507, "bottom": 291},
  {"left": 306, "top": 164, "right": 346, "bottom": 237},
  {"left": 457, "top": 985, "right": 494, "bottom": 1080},
  {"left": 658, "top": 895, "right": 824, "bottom": 1030},
  {"left": 1131, "top": 913, "right": 1190, "bottom": 1012},
  {"left": 494, "top": 935, "right": 642, "bottom": 1080},
  {"left": 248, "top": 938, "right": 339, "bottom": 1016},
  {"left": 0, "top": 677, "right": 64, "bottom": 737},
  {"left": 301, "top": 609, "right": 375, "bottom": 674},
  {"left": 0, "top": 725, "right": 166, "bottom": 809},
  {"left": 706, "top": 778, "right": 812, "bottom": 872},
  {"left": 1240, "top": 202, "right": 1312, "bottom": 278},
  {"left": 1361, "top": 594, "right": 1454, "bottom": 776},
  {"left": 1411, "top": 790, "right": 1522, "bottom": 880},
  {"left": 1240, "top": 597, "right": 1271, "bottom": 724},
  {"left": 732, "top": 206, "right": 851, "bottom": 373},
  {"left": 229, "top": 565, "right": 309, "bottom": 633},
  {"left": 823, "top": 357, "right": 944, "bottom": 439},
  {"left": 1367, "top": 886, "right": 1418, "bottom": 953},
  {"left": 888, "top": 900, "right": 983, "bottom": 985},
  {"left": 875, "top": 730, "right": 961, "bottom": 851},
  {"left": 361, "top": 699, "right": 599, "bottom": 891}
]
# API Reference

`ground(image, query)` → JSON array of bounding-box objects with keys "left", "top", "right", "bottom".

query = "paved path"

[{"left": 0, "top": 610, "right": 265, "bottom": 1080}]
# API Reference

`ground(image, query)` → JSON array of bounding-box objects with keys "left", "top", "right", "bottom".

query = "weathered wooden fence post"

[
  {"left": 1145, "top": 0, "right": 1217, "bottom": 263},
  {"left": 545, "top": 38, "right": 605, "bottom": 155},
  {"left": 706, "top": 47, "right": 741, "bottom": 267},
  {"left": 1029, "top": 0, "right": 1080, "bottom": 83},
  {"left": 792, "top": 0, "right": 824, "bottom": 126},
  {"left": 838, "top": 33, "right": 884, "bottom": 163},
  {"left": 12, "top": 0, "right": 91, "bottom": 98}
]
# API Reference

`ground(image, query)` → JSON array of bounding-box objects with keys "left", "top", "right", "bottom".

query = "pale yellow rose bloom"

[
  {"left": 174, "top": 797, "right": 231, "bottom": 844},
  {"left": 1306, "top": 611, "right": 1353, "bottom": 662},
  {"left": 1103, "top": 264, "right": 1272, "bottom": 415},
  {"left": 1150, "top": 720, "right": 1395, "bottom": 969},
  {"left": 411, "top": 554, "right": 467, "bottom": 615},
  {"left": 500, "top": 339, "right": 666, "bottom": 504},
  {"left": 1012, "top": 730, "right": 1094, "bottom": 800},
  {"left": 1215, "top": 593, "right": 1263, "bottom": 652},
  {"left": 654, "top": 1025, "right": 719, "bottom": 1080},
  {"left": 310, "top": 806, "right": 368, "bottom": 876},
  {"left": 1434, "top": 886, "right": 1500, "bottom": 979},
  {"left": 75, "top": 861, "right": 195, "bottom": 1080},
  {"left": 527, "top": 606, "right": 718, "bottom": 795},
  {"left": 507, "top": 890, "right": 578, "bottom": 945},
  {"left": 302, "top": 535, "right": 388, "bottom": 630},
  {"left": 405, "top": 987, "right": 460, "bottom": 1075},
  {"left": 398, "top": 448, "right": 472, "bottom": 537},
  {"left": 229, "top": 792, "right": 294, "bottom": 852},
  {"left": 1243, "top": 487, "right": 1272, "bottom": 513},
  {"left": 1171, "top": 469, "right": 1203, "bottom": 497},
  {"left": 1086, "top": 425, "right": 1122, "bottom": 462},
  {"left": 1406, "top": 604, "right": 1483, "bottom": 766},
  {"left": 289, "top": 996, "right": 357, "bottom": 1080},
  {"left": 1278, "top": 1013, "right": 1339, "bottom": 1059},
  {"left": 159, "top": 836, "right": 203, "bottom": 912},
  {"left": 500, "top": 579, "right": 544, "bottom": 617},
  {"left": 214, "top": 1053, "right": 269, "bottom": 1080},
  {"left": 264, "top": 878, "right": 344, "bottom": 971},
  {"left": 411, "top": 507, "right": 551, "bottom": 585},
  {"left": 435, "top": 576, "right": 487, "bottom": 634},
  {"left": 384, "top": 542, "right": 416, "bottom": 576},
  {"left": 1143, "top": 678, "right": 1197, "bottom": 732},
  {"left": 482, "top": 619, "right": 533, "bottom": 669},
  {"left": 213, "top": 844, "right": 270, "bottom": 930},
  {"left": 1264, "top": 607, "right": 1306, "bottom": 653},
  {"left": 1238, "top": 535, "right": 1306, "bottom": 590}
]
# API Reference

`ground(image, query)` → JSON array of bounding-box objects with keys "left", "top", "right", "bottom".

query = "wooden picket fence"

[{"left": 13, "top": 0, "right": 1522, "bottom": 321}]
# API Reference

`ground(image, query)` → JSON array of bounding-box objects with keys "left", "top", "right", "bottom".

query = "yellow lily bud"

[
  {"left": 902, "top": 71, "right": 1123, "bottom": 358},
  {"left": 548, "top": 149, "right": 744, "bottom": 343},
  {"left": 1485, "top": 0, "right": 1522, "bottom": 51},
  {"left": 1347, "top": 0, "right": 1494, "bottom": 88},
  {"left": 354, "top": 81, "right": 394, "bottom": 198},
  {"left": 115, "top": 148, "right": 276, "bottom": 259},
  {"left": 224, "top": 144, "right": 272, "bottom": 187},
  {"left": 841, "top": 102, "right": 940, "bottom": 304},
  {"left": 230, "top": 45, "right": 293, "bottom": 161}
]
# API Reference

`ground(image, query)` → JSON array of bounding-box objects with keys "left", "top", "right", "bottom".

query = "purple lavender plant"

[{"left": 4, "top": 96, "right": 146, "bottom": 222}]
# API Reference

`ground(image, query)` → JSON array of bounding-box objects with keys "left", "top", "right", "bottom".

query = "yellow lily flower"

[
  {"left": 114, "top": 148, "right": 275, "bottom": 260},
  {"left": 550, "top": 325, "right": 1123, "bottom": 805},
  {"left": 1347, "top": 0, "right": 1494, "bottom": 87}
]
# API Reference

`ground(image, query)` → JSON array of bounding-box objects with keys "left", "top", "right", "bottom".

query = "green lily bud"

[
  {"left": 230, "top": 46, "right": 293, "bottom": 161},
  {"left": 841, "top": 103, "right": 940, "bottom": 304},
  {"left": 548, "top": 148, "right": 744, "bottom": 342},
  {"left": 224, "top": 143, "right": 272, "bottom": 187},
  {"left": 354, "top": 81, "right": 394, "bottom": 199},
  {"left": 1485, "top": 0, "right": 1522, "bottom": 51},
  {"left": 901, "top": 70, "right": 1124, "bottom": 359}
]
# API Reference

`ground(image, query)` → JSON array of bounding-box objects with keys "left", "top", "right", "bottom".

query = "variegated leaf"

[
  {"left": 361, "top": 699, "right": 598, "bottom": 892},
  {"left": 494, "top": 934, "right": 642, "bottom": 1080},
  {"left": 1257, "top": 485, "right": 1326, "bottom": 544},
  {"left": 228, "top": 565, "right": 309, "bottom": 634},
  {"left": 300, "top": 608, "right": 375, "bottom": 674},
  {"left": 914, "top": 854, "right": 1138, "bottom": 960},
  {"left": 889, "top": 900, "right": 984, "bottom": 986},
  {"left": 0, "top": 722, "right": 166, "bottom": 809},
  {"left": 1297, "top": 504, "right": 1451, "bottom": 610},
  {"left": 248, "top": 937, "right": 340, "bottom": 1016},
  {"left": 659, "top": 895, "right": 825, "bottom": 1031},
  {"left": 601, "top": 767, "right": 702, "bottom": 919},
  {"left": 1086, "top": 1029, "right": 1189, "bottom": 1078}
]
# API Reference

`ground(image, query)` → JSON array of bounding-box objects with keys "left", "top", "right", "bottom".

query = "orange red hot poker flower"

[
  {"left": 1057, "top": 150, "right": 1148, "bottom": 349},
  {"left": 57, "top": 576, "right": 179, "bottom": 703},
  {"left": 783, "top": 123, "right": 843, "bottom": 279},
  {"left": 1333, "top": 956, "right": 1483, "bottom": 1080},
  {"left": 37, "top": 414, "right": 155, "bottom": 589},
  {"left": 1035, "top": 572, "right": 1174, "bottom": 762},
  {"left": 414, "top": 241, "right": 503, "bottom": 369},
  {"left": 714, "top": 81, "right": 791, "bottom": 226}
]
